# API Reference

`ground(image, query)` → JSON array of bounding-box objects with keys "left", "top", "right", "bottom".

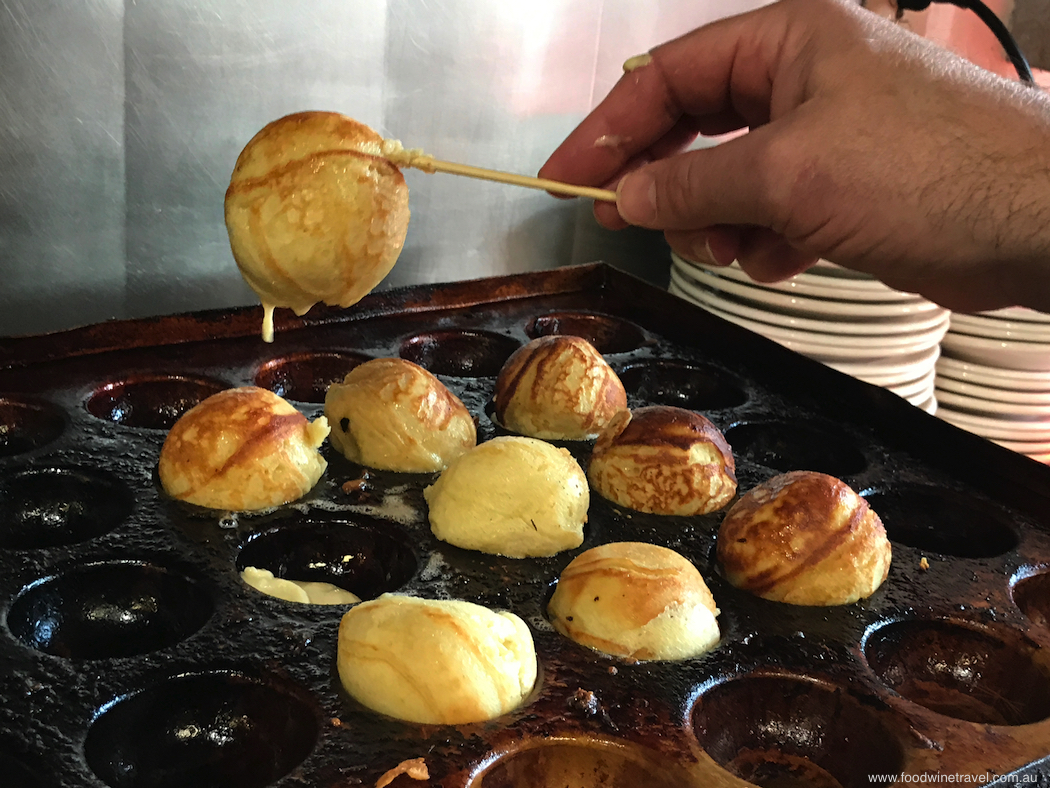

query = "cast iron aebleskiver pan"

[{"left": 1, "top": 262, "right": 1050, "bottom": 788}]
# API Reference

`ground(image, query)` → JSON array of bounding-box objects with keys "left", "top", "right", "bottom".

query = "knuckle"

[
  {"left": 651, "top": 154, "right": 708, "bottom": 228},
  {"left": 748, "top": 130, "right": 812, "bottom": 232}
]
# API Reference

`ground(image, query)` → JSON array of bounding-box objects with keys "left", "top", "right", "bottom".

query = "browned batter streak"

[
  {"left": 225, "top": 148, "right": 399, "bottom": 196},
  {"left": 615, "top": 407, "right": 732, "bottom": 456},
  {"left": 215, "top": 412, "right": 303, "bottom": 477},
  {"left": 173, "top": 399, "right": 305, "bottom": 500},
  {"left": 739, "top": 502, "right": 867, "bottom": 595}
]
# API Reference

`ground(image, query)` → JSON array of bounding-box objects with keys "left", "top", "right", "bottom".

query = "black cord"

[{"left": 893, "top": 0, "right": 1035, "bottom": 85}]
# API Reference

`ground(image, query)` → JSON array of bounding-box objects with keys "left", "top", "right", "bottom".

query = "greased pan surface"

[{"left": 1, "top": 263, "right": 1050, "bottom": 788}]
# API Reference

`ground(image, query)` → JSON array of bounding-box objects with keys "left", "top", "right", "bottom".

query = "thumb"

[{"left": 615, "top": 128, "right": 785, "bottom": 232}]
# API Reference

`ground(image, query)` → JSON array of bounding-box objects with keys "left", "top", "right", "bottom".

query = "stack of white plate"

[
  {"left": 668, "top": 253, "right": 951, "bottom": 414},
  {"left": 935, "top": 308, "right": 1050, "bottom": 463}
]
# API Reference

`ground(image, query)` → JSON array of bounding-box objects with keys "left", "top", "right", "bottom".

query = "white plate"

[
  {"left": 935, "top": 388, "right": 1050, "bottom": 420},
  {"left": 937, "top": 406, "right": 1050, "bottom": 441},
  {"left": 980, "top": 306, "right": 1050, "bottom": 324},
  {"left": 900, "top": 382, "right": 936, "bottom": 405},
  {"left": 825, "top": 346, "right": 940, "bottom": 383},
  {"left": 888, "top": 369, "right": 937, "bottom": 399},
  {"left": 917, "top": 394, "right": 938, "bottom": 415},
  {"left": 934, "top": 374, "right": 1050, "bottom": 406},
  {"left": 672, "top": 254, "right": 921, "bottom": 302},
  {"left": 672, "top": 280, "right": 948, "bottom": 361},
  {"left": 936, "top": 355, "right": 1050, "bottom": 390},
  {"left": 671, "top": 270, "right": 950, "bottom": 337},
  {"left": 940, "top": 331, "right": 1050, "bottom": 372},
  {"left": 949, "top": 313, "right": 1050, "bottom": 343},
  {"left": 991, "top": 437, "right": 1050, "bottom": 453},
  {"left": 858, "top": 367, "right": 936, "bottom": 388},
  {"left": 691, "top": 298, "right": 948, "bottom": 360},
  {"left": 691, "top": 302, "right": 950, "bottom": 348},
  {"left": 808, "top": 259, "right": 880, "bottom": 280},
  {"left": 675, "top": 262, "right": 942, "bottom": 321}
]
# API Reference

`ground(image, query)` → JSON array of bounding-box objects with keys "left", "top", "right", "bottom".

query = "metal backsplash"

[{"left": 0, "top": 0, "right": 768, "bottom": 337}]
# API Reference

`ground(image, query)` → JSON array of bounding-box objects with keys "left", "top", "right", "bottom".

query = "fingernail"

[
  {"left": 616, "top": 171, "right": 657, "bottom": 226},
  {"left": 704, "top": 238, "right": 721, "bottom": 265},
  {"left": 622, "top": 53, "right": 653, "bottom": 73},
  {"left": 706, "top": 231, "right": 740, "bottom": 267},
  {"left": 688, "top": 239, "right": 722, "bottom": 266}
]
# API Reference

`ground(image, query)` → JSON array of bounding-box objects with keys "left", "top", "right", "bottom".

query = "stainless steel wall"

[{"left": 0, "top": 0, "right": 768, "bottom": 337}]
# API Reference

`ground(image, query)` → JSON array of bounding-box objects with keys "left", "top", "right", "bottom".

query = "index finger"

[{"left": 538, "top": 4, "right": 787, "bottom": 190}]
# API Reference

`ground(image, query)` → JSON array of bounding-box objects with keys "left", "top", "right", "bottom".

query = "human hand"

[{"left": 539, "top": 0, "right": 1050, "bottom": 312}]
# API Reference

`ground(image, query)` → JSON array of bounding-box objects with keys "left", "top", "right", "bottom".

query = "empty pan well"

[
  {"left": 0, "top": 397, "right": 65, "bottom": 457},
  {"left": 8, "top": 561, "right": 213, "bottom": 659},
  {"left": 725, "top": 421, "right": 868, "bottom": 477},
  {"left": 87, "top": 375, "right": 228, "bottom": 430},
  {"left": 470, "top": 736, "right": 706, "bottom": 788},
  {"left": 254, "top": 351, "right": 371, "bottom": 403},
  {"left": 864, "top": 618, "right": 1050, "bottom": 725},
  {"left": 237, "top": 518, "right": 418, "bottom": 601},
  {"left": 400, "top": 330, "right": 521, "bottom": 377},
  {"left": 525, "top": 312, "right": 647, "bottom": 354},
  {"left": 618, "top": 360, "right": 747, "bottom": 411},
  {"left": 862, "top": 485, "right": 1018, "bottom": 559},
  {"left": 85, "top": 671, "right": 319, "bottom": 788},
  {"left": 0, "top": 467, "right": 135, "bottom": 549},
  {"left": 691, "top": 673, "right": 905, "bottom": 788}
]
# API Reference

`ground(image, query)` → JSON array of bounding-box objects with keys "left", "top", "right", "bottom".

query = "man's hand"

[{"left": 540, "top": 0, "right": 1050, "bottom": 312}]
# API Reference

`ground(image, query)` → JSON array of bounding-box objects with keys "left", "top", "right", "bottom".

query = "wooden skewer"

[{"left": 403, "top": 158, "right": 617, "bottom": 202}]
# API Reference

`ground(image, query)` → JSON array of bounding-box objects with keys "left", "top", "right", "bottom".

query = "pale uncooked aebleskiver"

[
  {"left": 425, "top": 436, "right": 588, "bottom": 558},
  {"left": 337, "top": 594, "right": 537, "bottom": 725}
]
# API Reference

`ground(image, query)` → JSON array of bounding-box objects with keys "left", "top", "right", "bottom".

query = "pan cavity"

[
  {"left": 724, "top": 421, "right": 867, "bottom": 477},
  {"left": 85, "top": 670, "right": 319, "bottom": 788},
  {"left": 254, "top": 350, "right": 370, "bottom": 403},
  {"left": 864, "top": 618, "right": 1050, "bottom": 725},
  {"left": 862, "top": 485, "right": 1018, "bottom": 558},
  {"left": 1011, "top": 570, "right": 1050, "bottom": 630},
  {"left": 0, "top": 467, "right": 134, "bottom": 549},
  {"left": 86, "top": 375, "right": 228, "bottom": 430},
  {"left": 469, "top": 735, "right": 710, "bottom": 788},
  {"left": 236, "top": 518, "right": 417, "bottom": 603},
  {"left": 691, "top": 673, "right": 906, "bottom": 788},
  {"left": 526, "top": 311, "right": 646, "bottom": 354},
  {"left": 618, "top": 360, "right": 747, "bottom": 410},
  {"left": 0, "top": 397, "right": 65, "bottom": 457},
  {"left": 400, "top": 330, "right": 521, "bottom": 377},
  {"left": 7, "top": 561, "right": 212, "bottom": 659}
]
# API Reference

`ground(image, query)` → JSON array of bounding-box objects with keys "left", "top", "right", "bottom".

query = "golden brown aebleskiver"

[
  {"left": 224, "top": 111, "right": 410, "bottom": 342},
  {"left": 717, "top": 470, "right": 891, "bottom": 606},
  {"left": 158, "top": 386, "right": 329, "bottom": 511},
  {"left": 492, "top": 335, "right": 627, "bottom": 440},
  {"left": 324, "top": 357, "right": 476, "bottom": 472},
  {"left": 548, "top": 542, "right": 720, "bottom": 661},
  {"left": 587, "top": 405, "right": 736, "bottom": 515}
]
